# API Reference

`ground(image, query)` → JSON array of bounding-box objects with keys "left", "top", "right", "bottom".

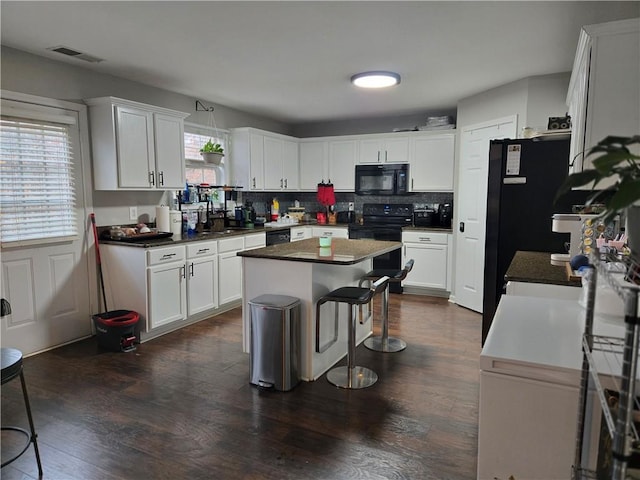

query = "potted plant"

[
  {"left": 200, "top": 139, "right": 224, "bottom": 165},
  {"left": 557, "top": 135, "right": 640, "bottom": 256}
]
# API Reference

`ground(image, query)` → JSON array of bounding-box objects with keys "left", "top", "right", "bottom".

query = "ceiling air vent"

[{"left": 47, "top": 46, "right": 104, "bottom": 63}]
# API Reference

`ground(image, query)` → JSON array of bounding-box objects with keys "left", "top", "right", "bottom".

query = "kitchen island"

[{"left": 238, "top": 238, "right": 401, "bottom": 381}]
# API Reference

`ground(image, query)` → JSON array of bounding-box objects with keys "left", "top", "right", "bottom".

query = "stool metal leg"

[
  {"left": 20, "top": 370, "right": 43, "bottom": 478},
  {"left": 364, "top": 285, "right": 407, "bottom": 353},
  {"left": 327, "top": 304, "right": 378, "bottom": 389}
]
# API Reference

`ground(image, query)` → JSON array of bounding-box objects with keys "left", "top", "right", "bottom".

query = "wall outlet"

[
  {"left": 348, "top": 202, "right": 355, "bottom": 211},
  {"left": 129, "top": 207, "right": 138, "bottom": 221}
]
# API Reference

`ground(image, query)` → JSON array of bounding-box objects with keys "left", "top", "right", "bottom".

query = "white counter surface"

[{"left": 481, "top": 295, "right": 632, "bottom": 386}]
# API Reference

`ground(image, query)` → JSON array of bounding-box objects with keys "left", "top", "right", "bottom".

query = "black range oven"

[{"left": 348, "top": 203, "right": 413, "bottom": 293}]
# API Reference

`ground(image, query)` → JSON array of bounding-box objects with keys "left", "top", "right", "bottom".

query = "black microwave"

[{"left": 355, "top": 163, "right": 409, "bottom": 195}]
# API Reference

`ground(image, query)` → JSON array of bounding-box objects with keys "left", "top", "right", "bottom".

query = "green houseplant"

[
  {"left": 200, "top": 139, "right": 224, "bottom": 165},
  {"left": 557, "top": 135, "right": 640, "bottom": 255}
]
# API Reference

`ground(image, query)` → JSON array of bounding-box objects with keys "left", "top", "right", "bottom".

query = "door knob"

[{"left": 459, "top": 222, "right": 465, "bottom": 232}]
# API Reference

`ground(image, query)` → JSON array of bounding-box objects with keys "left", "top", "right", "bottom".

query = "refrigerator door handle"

[{"left": 459, "top": 221, "right": 465, "bottom": 232}]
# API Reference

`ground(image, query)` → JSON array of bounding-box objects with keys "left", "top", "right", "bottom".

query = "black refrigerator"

[{"left": 481, "top": 137, "right": 588, "bottom": 344}]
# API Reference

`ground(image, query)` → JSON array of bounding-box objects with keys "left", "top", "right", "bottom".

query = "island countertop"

[{"left": 237, "top": 237, "right": 401, "bottom": 265}]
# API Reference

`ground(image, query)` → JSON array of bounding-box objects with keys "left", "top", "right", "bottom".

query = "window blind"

[{"left": 0, "top": 116, "right": 77, "bottom": 245}]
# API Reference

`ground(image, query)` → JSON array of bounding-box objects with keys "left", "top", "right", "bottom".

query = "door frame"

[
  {"left": 1, "top": 90, "right": 97, "bottom": 355},
  {"left": 451, "top": 115, "right": 517, "bottom": 311}
]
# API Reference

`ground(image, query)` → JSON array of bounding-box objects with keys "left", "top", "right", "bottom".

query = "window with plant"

[{"left": 184, "top": 122, "right": 228, "bottom": 185}]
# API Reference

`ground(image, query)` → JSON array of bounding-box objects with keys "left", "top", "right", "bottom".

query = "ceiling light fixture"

[{"left": 351, "top": 71, "right": 401, "bottom": 89}]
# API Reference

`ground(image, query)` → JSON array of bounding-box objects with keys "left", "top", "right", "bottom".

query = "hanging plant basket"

[{"left": 201, "top": 151, "right": 224, "bottom": 165}]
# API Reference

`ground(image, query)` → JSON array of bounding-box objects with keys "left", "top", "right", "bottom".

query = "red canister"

[{"left": 316, "top": 212, "right": 327, "bottom": 224}]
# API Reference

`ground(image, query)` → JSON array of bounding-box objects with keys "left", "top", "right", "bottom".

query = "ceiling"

[{"left": 1, "top": 1, "right": 638, "bottom": 125}]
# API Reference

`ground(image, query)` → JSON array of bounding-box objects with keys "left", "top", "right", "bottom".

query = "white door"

[
  {"left": 328, "top": 139, "right": 357, "bottom": 191},
  {"left": 403, "top": 243, "right": 448, "bottom": 290},
  {"left": 454, "top": 116, "right": 517, "bottom": 312},
  {"left": 187, "top": 256, "right": 217, "bottom": 316},
  {"left": 1, "top": 96, "right": 94, "bottom": 355},
  {"left": 154, "top": 113, "right": 185, "bottom": 189},
  {"left": 115, "top": 105, "right": 155, "bottom": 188},
  {"left": 263, "top": 135, "right": 283, "bottom": 190},
  {"left": 282, "top": 139, "right": 299, "bottom": 190},
  {"left": 147, "top": 261, "right": 187, "bottom": 329}
]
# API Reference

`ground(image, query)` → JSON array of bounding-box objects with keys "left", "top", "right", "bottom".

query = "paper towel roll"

[
  {"left": 156, "top": 206, "right": 170, "bottom": 232},
  {"left": 169, "top": 211, "right": 183, "bottom": 237}
]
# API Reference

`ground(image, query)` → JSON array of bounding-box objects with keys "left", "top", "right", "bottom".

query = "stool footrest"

[{"left": 364, "top": 335, "right": 407, "bottom": 353}]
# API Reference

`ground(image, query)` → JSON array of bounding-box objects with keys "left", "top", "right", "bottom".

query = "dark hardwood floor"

[{"left": 1, "top": 293, "right": 481, "bottom": 480}]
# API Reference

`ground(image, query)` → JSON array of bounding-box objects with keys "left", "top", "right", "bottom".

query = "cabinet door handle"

[
  {"left": 411, "top": 178, "right": 414, "bottom": 190},
  {"left": 158, "top": 171, "right": 164, "bottom": 186},
  {"left": 149, "top": 171, "right": 155, "bottom": 186},
  {"left": 385, "top": 150, "right": 388, "bottom": 162},
  {"left": 280, "top": 178, "right": 283, "bottom": 188},
  {"left": 252, "top": 177, "right": 256, "bottom": 189},
  {"left": 161, "top": 253, "right": 176, "bottom": 259},
  {"left": 419, "top": 237, "right": 431, "bottom": 242},
  {"left": 197, "top": 248, "right": 210, "bottom": 254},
  {"left": 377, "top": 151, "right": 380, "bottom": 162},
  {"left": 284, "top": 178, "right": 288, "bottom": 189},
  {"left": 181, "top": 265, "right": 186, "bottom": 279},
  {"left": 189, "top": 263, "right": 194, "bottom": 277}
]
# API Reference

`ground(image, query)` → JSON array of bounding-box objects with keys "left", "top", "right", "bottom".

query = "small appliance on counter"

[
  {"left": 413, "top": 208, "right": 437, "bottom": 227},
  {"left": 337, "top": 211, "right": 356, "bottom": 224},
  {"left": 438, "top": 203, "right": 453, "bottom": 229},
  {"left": 551, "top": 213, "right": 597, "bottom": 265}
]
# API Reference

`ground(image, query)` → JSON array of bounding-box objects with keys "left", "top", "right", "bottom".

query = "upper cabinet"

[
  {"left": 85, "top": 97, "right": 188, "bottom": 190},
  {"left": 567, "top": 18, "right": 639, "bottom": 188},
  {"left": 328, "top": 138, "right": 358, "bottom": 191},
  {"left": 230, "top": 128, "right": 299, "bottom": 191},
  {"left": 408, "top": 132, "right": 456, "bottom": 191},
  {"left": 358, "top": 133, "right": 409, "bottom": 164},
  {"left": 299, "top": 140, "right": 328, "bottom": 191}
]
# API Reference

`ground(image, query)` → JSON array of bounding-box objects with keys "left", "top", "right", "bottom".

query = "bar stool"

[
  {"left": 1, "top": 347, "right": 43, "bottom": 477},
  {"left": 315, "top": 276, "right": 390, "bottom": 389},
  {"left": 359, "top": 259, "right": 414, "bottom": 353}
]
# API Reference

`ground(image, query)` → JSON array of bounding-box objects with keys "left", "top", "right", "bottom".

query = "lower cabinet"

[
  {"left": 402, "top": 231, "right": 451, "bottom": 291},
  {"left": 101, "top": 232, "right": 264, "bottom": 340},
  {"left": 186, "top": 241, "right": 218, "bottom": 316}
]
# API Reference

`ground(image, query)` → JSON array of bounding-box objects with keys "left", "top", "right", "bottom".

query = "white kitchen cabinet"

[
  {"left": 146, "top": 245, "right": 188, "bottom": 329},
  {"left": 358, "top": 133, "right": 409, "bottom": 164},
  {"left": 217, "top": 236, "right": 245, "bottom": 305},
  {"left": 402, "top": 231, "right": 450, "bottom": 291},
  {"left": 409, "top": 132, "right": 456, "bottom": 191},
  {"left": 186, "top": 241, "right": 218, "bottom": 316},
  {"left": 328, "top": 138, "right": 357, "bottom": 191},
  {"left": 311, "top": 226, "right": 348, "bottom": 239},
  {"left": 290, "top": 226, "right": 312, "bottom": 242},
  {"left": 231, "top": 128, "right": 298, "bottom": 191},
  {"left": 567, "top": 18, "right": 639, "bottom": 188},
  {"left": 299, "top": 140, "right": 328, "bottom": 191},
  {"left": 85, "top": 97, "right": 188, "bottom": 190}
]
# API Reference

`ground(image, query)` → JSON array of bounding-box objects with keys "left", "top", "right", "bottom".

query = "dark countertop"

[
  {"left": 237, "top": 238, "right": 401, "bottom": 265},
  {"left": 98, "top": 222, "right": 450, "bottom": 248},
  {"left": 504, "top": 251, "right": 581, "bottom": 287}
]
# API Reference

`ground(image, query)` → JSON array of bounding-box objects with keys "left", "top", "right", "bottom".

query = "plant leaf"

[
  {"left": 592, "top": 151, "right": 640, "bottom": 173},
  {"left": 607, "top": 179, "right": 640, "bottom": 212}
]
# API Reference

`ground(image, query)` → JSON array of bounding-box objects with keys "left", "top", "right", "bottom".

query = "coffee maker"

[{"left": 438, "top": 203, "right": 453, "bottom": 229}]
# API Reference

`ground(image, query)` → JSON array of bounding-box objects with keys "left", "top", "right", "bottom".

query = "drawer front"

[
  {"left": 186, "top": 240, "right": 218, "bottom": 258},
  {"left": 244, "top": 233, "right": 266, "bottom": 249},
  {"left": 218, "top": 236, "right": 245, "bottom": 253},
  {"left": 402, "top": 231, "right": 448, "bottom": 245},
  {"left": 147, "top": 245, "right": 185, "bottom": 266},
  {"left": 291, "top": 227, "right": 310, "bottom": 242},
  {"left": 312, "top": 227, "right": 348, "bottom": 238}
]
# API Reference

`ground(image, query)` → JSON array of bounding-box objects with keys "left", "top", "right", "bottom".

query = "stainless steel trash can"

[{"left": 249, "top": 294, "right": 301, "bottom": 392}]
